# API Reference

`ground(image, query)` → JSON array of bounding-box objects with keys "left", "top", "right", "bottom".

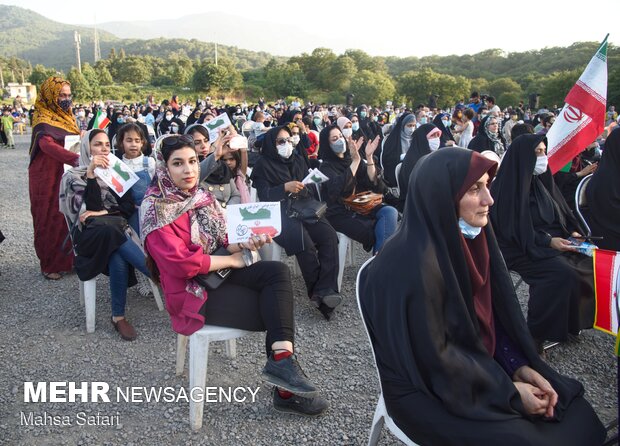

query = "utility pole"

[
  {"left": 93, "top": 15, "right": 101, "bottom": 63},
  {"left": 20, "top": 70, "right": 25, "bottom": 84},
  {"left": 0, "top": 67, "right": 4, "bottom": 89},
  {"left": 215, "top": 42, "right": 218, "bottom": 66},
  {"left": 74, "top": 31, "right": 82, "bottom": 73}
]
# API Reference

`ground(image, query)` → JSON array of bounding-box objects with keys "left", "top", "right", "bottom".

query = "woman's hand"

[
  {"left": 549, "top": 237, "right": 577, "bottom": 252},
  {"left": 79, "top": 209, "right": 108, "bottom": 223},
  {"left": 365, "top": 135, "right": 380, "bottom": 159},
  {"left": 284, "top": 181, "right": 305, "bottom": 194},
  {"left": 87, "top": 154, "right": 110, "bottom": 177},
  {"left": 240, "top": 233, "right": 272, "bottom": 251},
  {"left": 514, "top": 382, "right": 551, "bottom": 417},
  {"left": 228, "top": 251, "right": 246, "bottom": 269},
  {"left": 576, "top": 163, "right": 597, "bottom": 178},
  {"left": 513, "top": 365, "right": 558, "bottom": 418},
  {"left": 213, "top": 129, "right": 234, "bottom": 160}
]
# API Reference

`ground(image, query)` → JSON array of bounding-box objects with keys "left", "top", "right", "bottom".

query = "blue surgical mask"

[
  {"left": 352, "top": 122, "right": 360, "bottom": 131},
  {"left": 360, "top": 111, "right": 367, "bottom": 119},
  {"left": 419, "top": 117, "right": 427, "bottom": 125},
  {"left": 459, "top": 218, "right": 482, "bottom": 239},
  {"left": 403, "top": 127, "right": 414, "bottom": 137},
  {"left": 330, "top": 138, "right": 347, "bottom": 154},
  {"left": 441, "top": 119, "right": 450, "bottom": 128},
  {"left": 313, "top": 118, "right": 321, "bottom": 126}
]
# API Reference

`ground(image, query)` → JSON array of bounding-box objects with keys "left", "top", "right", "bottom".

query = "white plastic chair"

[
  {"left": 260, "top": 232, "right": 352, "bottom": 291},
  {"left": 65, "top": 216, "right": 164, "bottom": 333},
  {"left": 175, "top": 325, "right": 250, "bottom": 431},
  {"left": 574, "top": 173, "right": 593, "bottom": 236},
  {"left": 79, "top": 275, "right": 164, "bottom": 333},
  {"left": 356, "top": 258, "right": 419, "bottom": 446}
]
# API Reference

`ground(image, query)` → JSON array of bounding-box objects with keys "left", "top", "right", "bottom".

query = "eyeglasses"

[
  {"left": 276, "top": 137, "right": 293, "bottom": 145},
  {"left": 161, "top": 134, "right": 195, "bottom": 148}
]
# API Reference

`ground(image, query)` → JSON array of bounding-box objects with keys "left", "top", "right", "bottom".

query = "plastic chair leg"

[
  {"left": 150, "top": 279, "right": 165, "bottom": 311},
  {"left": 83, "top": 279, "right": 97, "bottom": 333},
  {"left": 189, "top": 333, "right": 209, "bottom": 431},
  {"left": 176, "top": 334, "right": 188, "bottom": 376}
]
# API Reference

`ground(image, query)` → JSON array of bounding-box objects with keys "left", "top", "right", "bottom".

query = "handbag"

[
  {"left": 287, "top": 196, "right": 327, "bottom": 224},
  {"left": 343, "top": 191, "right": 383, "bottom": 216},
  {"left": 194, "top": 247, "right": 232, "bottom": 290},
  {"left": 84, "top": 214, "right": 129, "bottom": 231}
]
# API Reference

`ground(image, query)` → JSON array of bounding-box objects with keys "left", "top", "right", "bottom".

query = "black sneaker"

[
  {"left": 320, "top": 292, "right": 342, "bottom": 309},
  {"left": 317, "top": 303, "right": 334, "bottom": 321},
  {"left": 272, "top": 388, "right": 329, "bottom": 417},
  {"left": 261, "top": 354, "right": 318, "bottom": 396}
]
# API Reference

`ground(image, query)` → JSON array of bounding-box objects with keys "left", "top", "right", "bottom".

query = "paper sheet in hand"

[
  {"left": 204, "top": 113, "right": 232, "bottom": 142},
  {"left": 94, "top": 153, "right": 139, "bottom": 197},
  {"left": 302, "top": 168, "right": 329, "bottom": 185},
  {"left": 226, "top": 202, "right": 282, "bottom": 243},
  {"left": 63, "top": 135, "right": 81, "bottom": 172}
]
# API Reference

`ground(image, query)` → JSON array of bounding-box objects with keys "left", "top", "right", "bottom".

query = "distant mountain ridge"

[{"left": 0, "top": 5, "right": 283, "bottom": 71}]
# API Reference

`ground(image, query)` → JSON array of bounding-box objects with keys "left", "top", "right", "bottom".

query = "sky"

[{"left": 3, "top": 0, "right": 619, "bottom": 58}]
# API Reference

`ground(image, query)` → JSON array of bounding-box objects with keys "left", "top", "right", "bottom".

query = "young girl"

[
  {"left": 115, "top": 123, "right": 156, "bottom": 233},
  {"left": 221, "top": 146, "right": 251, "bottom": 203}
]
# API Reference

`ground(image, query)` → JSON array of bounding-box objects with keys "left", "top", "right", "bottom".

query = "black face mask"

[{"left": 58, "top": 99, "right": 73, "bottom": 112}]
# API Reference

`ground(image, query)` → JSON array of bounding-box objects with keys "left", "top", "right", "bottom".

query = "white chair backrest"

[
  {"left": 574, "top": 173, "right": 593, "bottom": 237},
  {"left": 355, "top": 257, "right": 385, "bottom": 393}
]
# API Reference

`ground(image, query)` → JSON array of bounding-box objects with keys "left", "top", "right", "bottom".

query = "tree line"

[{"left": 3, "top": 41, "right": 619, "bottom": 108}]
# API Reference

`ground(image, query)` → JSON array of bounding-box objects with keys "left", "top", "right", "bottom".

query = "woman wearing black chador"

[{"left": 357, "top": 148, "right": 605, "bottom": 446}]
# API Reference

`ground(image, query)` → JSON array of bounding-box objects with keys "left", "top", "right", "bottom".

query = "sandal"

[{"left": 43, "top": 272, "right": 62, "bottom": 280}]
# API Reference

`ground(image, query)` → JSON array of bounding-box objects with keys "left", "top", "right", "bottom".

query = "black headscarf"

[
  {"left": 318, "top": 124, "right": 352, "bottom": 165},
  {"left": 398, "top": 123, "right": 438, "bottom": 203},
  {"left": 250, "top": 125, "right": 308, "bottom": 186},
  {"left": 586, "top": 127, "right": 620, "bottom": 251},
  {"left": 185, "top": 108, "right": 202, "bottom": 126},
  {"left": 359, "top": 147, "right": 583, "bottom": 422},
  {"left": 468, "top": 115, "right": 506, "bottom": 154},
  {"left": 380, "top": 113, "right": 415, "bottom": 186},
  {"left": 490, "top": 134, "right": 581, "bottom": 261},
  {"left": 432, "top": 112, "right": 455, "bottom": 146}
]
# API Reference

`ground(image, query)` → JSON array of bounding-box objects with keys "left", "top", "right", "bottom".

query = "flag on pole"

[
  {"left": 93, "top": 109, "right": 110, "bottom": 130},
  {"left": 593, "top": 249, "right": 620, "bottom": 336},
  {"left": 546, "top": 35, "right": 608, "bottom": 174}
]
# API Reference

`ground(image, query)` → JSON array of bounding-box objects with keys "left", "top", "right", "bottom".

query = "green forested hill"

[{"left": 0, "top": 5, "right": 279, "bottom": 71}]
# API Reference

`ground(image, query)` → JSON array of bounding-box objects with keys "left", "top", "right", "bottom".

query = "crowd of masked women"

[{"left": 25, "top": 76, "right": 618, "bottom": 441}]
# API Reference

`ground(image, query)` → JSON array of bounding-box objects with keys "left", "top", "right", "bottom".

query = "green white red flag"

[
  {"left": 93, "top": 109, "right": 110, "bottom": 130},
  {"left": 546, "top": 35, "right": 608, "bottom": 173},
  {"left": 593, "top": 249, "right": 620, "bottom": 343}
]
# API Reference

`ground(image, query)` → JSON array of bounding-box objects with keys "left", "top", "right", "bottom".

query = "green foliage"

[
  {"left": 66, "top": 67, "right": 91, "bottom": 102},
  {"left": 487, "top": 78, "right": 523, "bottom": 102},
  {"left": 263, "top": 61, "right": 308, "bottom": 98},
  {"left": 350, "top": 70, "right": 395, "bottom": 106},
  {"left": 28, "top": 64, "right": 58, "bottom": 86},
  {"left": 398, "top": 68, "right": 471, "bottom": 107},
  {"left": 192, "top": 59, "right": 241, "bottom": 94},
  {"left": 541, "top": 69, "right": 581, "bottom": 107}
]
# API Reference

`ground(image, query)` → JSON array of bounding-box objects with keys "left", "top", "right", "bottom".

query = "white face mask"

[
  {"left": 277, "top": 142, "right": 293, "bottom": 158},
  {"left": 77, "top": 111, "right": 85, "bottom": 118},
  {"left": 165, "top": 115, "right": 173, "bottom": 121},
  {"left": 403, "top": 126, "right": 415, "bottom": 137},
  {"left": 441, "top": 119, "right": 450, "bottom": 128},
  {"left": 533, "top": 155, "right": 548, "bottom": 175},
  {"left": 351, "top": 122, "right": 360, "bottom": 131},
  {"left": 342, "top": 128, "right": 353, "bottom": 138},
  {"left": 459, "top": 217, "right": 482, "bottom": 239},
  {"left": 428, "top": 137, "right": 441, "bottom": 152},
  {"left": 291, "top": 135, "right": 300, "bottom": 146}
]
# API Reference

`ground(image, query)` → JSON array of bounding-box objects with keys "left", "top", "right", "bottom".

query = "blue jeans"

[
  {"left": 108, "top": 237, "right": 150, "bottom": 317},
  {"left": 373, "top": 206, "right": 398, "bottom": 254}
]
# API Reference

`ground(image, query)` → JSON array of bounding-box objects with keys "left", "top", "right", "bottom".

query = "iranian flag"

[
  {"left": 93, "top": 109, "right": 110, "bottom": 130},
  {"left": 593, "top": 249, "right": 620, "bottom": 336},
  {"left": 546, "top": 35, "right": 608, "bottom": 174}
]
